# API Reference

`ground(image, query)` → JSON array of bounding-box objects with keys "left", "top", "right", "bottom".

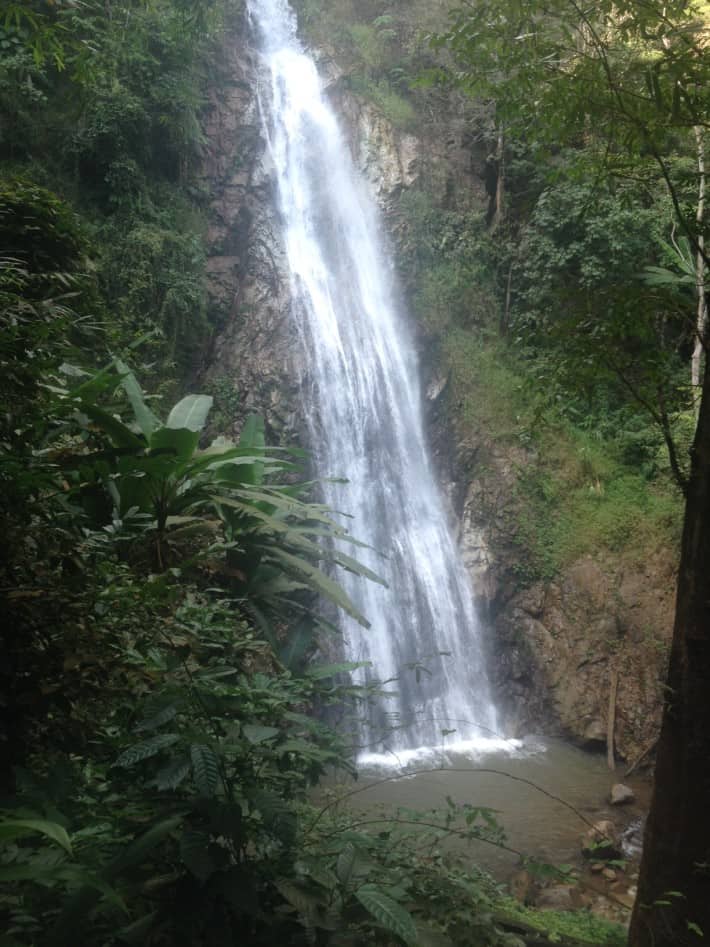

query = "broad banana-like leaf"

[
  {"left": 239, "top": 414, "right": 265, "bottom": 451},
  {"left": 80, "top": 403, "right": 145, "bottom": 449},
  {"left": 166, "top": 394, "right": 213, "bottom": 433},
  {"left": 150, "top": 426, "right": 200, "bottom": 462},
  {"left": 114, "top": 358, "right": 161, "bottom": 438},
  {"left": 238, "top": 414, "right": 265, "bottom": 485}
]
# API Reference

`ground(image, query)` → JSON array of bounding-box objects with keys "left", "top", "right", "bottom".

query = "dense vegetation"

[
  {"left": 0, "top": 2, "right": 631, "bottom": 945},
  {"left": 3, "top": 0, "right": 709, "bottom": 945}
]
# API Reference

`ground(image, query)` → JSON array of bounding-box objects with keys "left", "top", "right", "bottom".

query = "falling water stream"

[{"left": 247, "top": 0, "right": 505, "bottom": 762}]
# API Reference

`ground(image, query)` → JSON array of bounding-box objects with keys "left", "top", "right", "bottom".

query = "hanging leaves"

[
  {"left": 355, "top": 884, "right": 418, "bottom": 944},
  {"left": 190, "top": 744, "right": 219, "bottom": 797},
  {"left": 113, "top": 734, "right": 181, "bottom": 769}
]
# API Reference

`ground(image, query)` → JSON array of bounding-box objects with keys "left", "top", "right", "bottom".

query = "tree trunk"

[
  {"left": 628, "top": 356, "right": 710, "bottom": 945},
  {"left": 495, "top": 125, "right": 505, "bottom": 225},
  {"left": 692, "top": 126, "right": 706, "bottom": 398}
]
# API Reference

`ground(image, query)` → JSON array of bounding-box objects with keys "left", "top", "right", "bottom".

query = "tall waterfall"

[{"left": 247, "top": 0, "right": 500, "bottom": 759}]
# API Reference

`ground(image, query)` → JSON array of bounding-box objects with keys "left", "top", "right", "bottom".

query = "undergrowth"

[{"left": 443, "top": 328, "right": 682, "bottom": 582}]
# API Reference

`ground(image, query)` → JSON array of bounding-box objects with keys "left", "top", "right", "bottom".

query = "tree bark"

[
  {"left": 629, "top": 356, "right": 710, "bottom": 946},
  {"left": 495, "top": 124, "right": 505, "bottom": 226},
  {"left": 692, "top": 126, "right": 706, "bottom": 399}
]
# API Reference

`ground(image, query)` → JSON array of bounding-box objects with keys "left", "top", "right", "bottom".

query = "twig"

[
  {"left": 625, "top": 737, "right": 659, "bottom": 777},
  {"left": 607, "top": 668, "right": 618, "bottom": 771}
]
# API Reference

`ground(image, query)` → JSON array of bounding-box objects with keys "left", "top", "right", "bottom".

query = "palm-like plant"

[{"left": 68, "top": 360, "right": 383, "bottom": 662}]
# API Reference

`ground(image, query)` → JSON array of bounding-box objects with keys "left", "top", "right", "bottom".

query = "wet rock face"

[
  {"left": 447, "top": 420, "right": 673, "bottom": 760},
  {"left": 490, "top": 551, "right": 674, "bottom": 759},
  {"left": 199, "top": 17, "right": 304, "bottom": 444}
]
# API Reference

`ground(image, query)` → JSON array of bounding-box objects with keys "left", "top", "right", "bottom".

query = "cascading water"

[{"left": 247, "top": 0, "right": 502, "bottom": 760}]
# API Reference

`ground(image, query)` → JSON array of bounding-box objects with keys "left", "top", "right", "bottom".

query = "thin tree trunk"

[
  {"left": 628, "top": 355, "right": 710, "bottom": 946},
  {"left": 494, "top": 125, "right": 505, "bottom": 225},
  {"left": 501, "top": 261, "right": 513, "bottom": 335},
  {"left": 692, "top": 126, "right": 706, "bottom": 399},
  {"left": 607, "top": 668, "right": 617, "bottom": 771}
]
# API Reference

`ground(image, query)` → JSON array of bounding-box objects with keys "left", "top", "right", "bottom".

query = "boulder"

[
  {"left": 610, "top": 783, "right": 635, "bottom": 805},
  {"left": 536, "top": 885, "right": 576, "bottom": 910},
  {"left": 581, "top": 820, "right": 622, "bottom": 860},
  {"left": 509, "top": 869, "right": 536, "bottom": 904}
]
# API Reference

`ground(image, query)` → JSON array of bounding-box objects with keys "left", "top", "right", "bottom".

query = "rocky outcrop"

[
  {"left": 200, "top": 14, "right": 303, "bottom": 443},
  {"left": 450, "top": 427, "right": 675, "bottom": 761}
]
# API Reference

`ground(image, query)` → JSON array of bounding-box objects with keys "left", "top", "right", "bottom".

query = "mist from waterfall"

[{"left": 247, "top": 0, "right": 504, "bottom": 762}]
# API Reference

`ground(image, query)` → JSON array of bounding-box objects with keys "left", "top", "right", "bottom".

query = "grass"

[
  {"left": 443, "top": 328, "right": 683, "bottom": 582},
  {"left": 497, "top": 897, "right": 627, "bottom": 945}
]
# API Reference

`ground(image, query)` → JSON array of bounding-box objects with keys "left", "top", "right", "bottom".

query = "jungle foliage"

[
  {"left": 428, "top": 4, "right": 710, "bottom": 945},
  {"left": 0, "top": 0, "right": 229, "bottom": 383},
  {"left": 0, "top": 3, "right": 632, "bottom": 946}
]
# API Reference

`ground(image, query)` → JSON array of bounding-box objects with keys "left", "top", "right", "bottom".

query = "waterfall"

[{"left": 247, "top": 0, "right": 501, "bottom": 760}]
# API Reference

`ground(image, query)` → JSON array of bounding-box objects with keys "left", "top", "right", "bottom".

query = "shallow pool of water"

[{"left": 328, "top": 737, "right": 650, "bottom": 876}]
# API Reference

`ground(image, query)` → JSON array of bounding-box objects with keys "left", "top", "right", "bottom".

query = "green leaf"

[
  {"left": 167, "top": 394, "right": 213, "bottom": 433},
  {"left": 269, "top": 548, "right": 370, "bottom": 628},
  {"left": 136, "top": 703, "right": 180, "bottom": 732},
  {"left": 239, "top": 414, "right": 265, "bottom": 452},
  {"left": 115, "top": 358, "right": 161, "bottom": 438},
  {"left": 113, "top": 733, "right": 180, "bottom": 769},
  {"left": 0, "top": 817, "right": 72, "bottom": 854},
  {"left": 355, "top": 884, "right": 417, "bottom": 944},
  {"left": 180, "top": 829, "right": 215, "bottom": 883},
  {"left": 80, "top": 403, "right": 145, "bottom": 449},
  {"left": 49, "top": 816, "right": 184, "bottom": 946},
  {"left": 276, "top": 879, "right": 328, "bottom": 918},
  {"left": 106, "top": 815, "right": 185, "bottom": 879},
  {"left": 149, "top": 426, "right": 200, "bottom": 461},
  {"left": 242, "top": 724, "right": 280, "bottom": 744},
  {"left": 336, "top": 842, "right": 357, "bottom": 886},
  {"left": 238, "top": 414, "right": 265, "bottom": 484},
  {"left": 149, "top": 757, "right": 191, "bottom": 791},
  {"left": 190, "top": 744, "right": 219, "bottom": 796},
  {"left": 278, "top": 623, "right": 316, "bottom": 671}
]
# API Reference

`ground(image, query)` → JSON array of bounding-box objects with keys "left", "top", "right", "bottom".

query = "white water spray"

[{"left": 247, "top": 0, "right": 502, "bottom": 759}]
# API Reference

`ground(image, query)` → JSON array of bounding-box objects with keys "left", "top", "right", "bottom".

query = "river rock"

[
  {"left": 536, "top": 885, "right": 576, "bottom": 910},
  {"left": 581, "top": 820, "right": 622, "bottom": 859},
  {"left": 509, "top": 869, "right": 536, "bottom": 904},
  {"left": 610, "top": 782, "right": 635, "bottom": 805}
]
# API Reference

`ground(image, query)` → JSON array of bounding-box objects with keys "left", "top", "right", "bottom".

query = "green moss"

[{"left": 497, "top": 897, "right": 627, "bottom": 945}]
